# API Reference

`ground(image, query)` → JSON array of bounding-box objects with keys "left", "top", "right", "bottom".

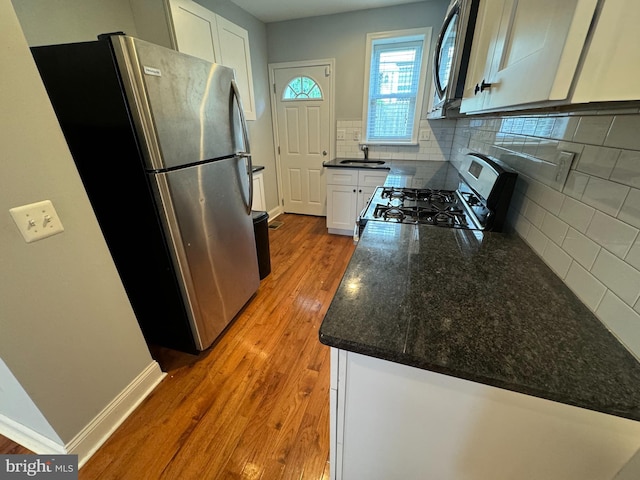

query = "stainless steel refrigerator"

[{"left": 32, "top": 34, "right": 260, "bottom": 353}]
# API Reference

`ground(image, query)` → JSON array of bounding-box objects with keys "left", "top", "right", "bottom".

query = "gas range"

[{"left": 358, "top": 153, "right": 517, "bottom": 237}]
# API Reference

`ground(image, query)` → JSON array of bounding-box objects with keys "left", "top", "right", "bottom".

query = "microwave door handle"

[{"left": 231, "top": 79, "right": 253, "bottom": 214}]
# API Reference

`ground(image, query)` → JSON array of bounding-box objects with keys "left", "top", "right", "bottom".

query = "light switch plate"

[{"left": 10, "top": 200, "right": 64, "bottom": 243}]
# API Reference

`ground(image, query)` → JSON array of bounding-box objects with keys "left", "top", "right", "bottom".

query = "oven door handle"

[{"left": 353, "top": 219, "right": 360, "bottom": 244}]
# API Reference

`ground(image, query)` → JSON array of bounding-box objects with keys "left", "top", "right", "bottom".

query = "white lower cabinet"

[
  {"left": 329, "top": 348, "right": 640, "bottom": 480},
  {"left": 252, "top": 170, "right": 265, "bottom": 211},
  {"left": 326, "top": 169, "right": 387, "bottom": 235}
]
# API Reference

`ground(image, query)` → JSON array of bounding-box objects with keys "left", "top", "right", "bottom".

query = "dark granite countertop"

[
  {"left": 252, "top": 165, "right": 264, "bottom": 173},
  {"left": 319, "top": 209, "right": 640, "bottom": 422}
]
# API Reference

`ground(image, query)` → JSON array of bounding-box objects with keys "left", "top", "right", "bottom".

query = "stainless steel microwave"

[{"left": 428, "top": 0, "right": 479, "bottom": 119}]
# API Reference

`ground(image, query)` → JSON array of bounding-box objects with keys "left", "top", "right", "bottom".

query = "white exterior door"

[{"left": 272, "top": 63, "right": 333, "bottom": 216}]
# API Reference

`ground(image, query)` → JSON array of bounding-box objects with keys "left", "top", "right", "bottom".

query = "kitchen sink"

[{"left": 339, "top": 159, "right": 386, "bottom": 166}]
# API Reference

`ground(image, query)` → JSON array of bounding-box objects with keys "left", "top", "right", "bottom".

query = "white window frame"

[{"left": 362, "top": 27, "right": 432, "bottom": 145}]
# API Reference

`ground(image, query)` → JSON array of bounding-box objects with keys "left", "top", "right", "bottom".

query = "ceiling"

[{"left": 229, "top": 0, "right": 430, "bottom": 23}]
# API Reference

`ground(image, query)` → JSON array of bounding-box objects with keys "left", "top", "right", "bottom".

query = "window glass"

[
  {"left": 283, "top": 76, "right": 323, "bottom": 100},
  {"left": 363, "top": 29, "right": 430, "bottom": 144}
]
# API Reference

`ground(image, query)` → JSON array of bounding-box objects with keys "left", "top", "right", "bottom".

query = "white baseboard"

[
  {"left": 0, "top": 414, "right": 66, "bottom": 455},
  {"left": 67, "top": 361, "right": 165, "bottom": 467},
  {"left": 267, "top": 206, "right": 283, "bottom": 221},
  {"left": 0, "top": 361, "right": 164, "bottom": 468}
]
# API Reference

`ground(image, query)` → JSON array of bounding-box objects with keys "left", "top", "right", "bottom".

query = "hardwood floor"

[{"left": 0, "top": 214, "right": 356, "bottom": 479}]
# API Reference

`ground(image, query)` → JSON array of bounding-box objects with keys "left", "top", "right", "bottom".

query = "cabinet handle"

[{"left": 474, "top": 80, "right": 493, "bottom": 95}]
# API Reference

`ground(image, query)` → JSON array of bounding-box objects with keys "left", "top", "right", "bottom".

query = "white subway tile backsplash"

[
  {"left": 581, "top": 177, "right": 630, "bottom": 217},
  {"left": 541, "top": 213, "right": 569, "bottom": 246},
  {"left": 513, "top": 214, "right": 531, "bottom": 238},
  {"left": 565, "top": 262, "right": 607, "bottom": 311},
  {"left": 573, "top": 116, "right": 614, "bottom": 145},
  {"left": 562, "top": 227, "right": 600, "bottom": 270},
  {"left": 605, "top": 115, "right": 640, "bottom": 151},
  {"left": 576, "top": 145, "right": 620, "bottom": 178},
  {"left": 524, "top": 199, "right": 545, "bottom": 228},
  {"left": 559, "top": 196, "right": 595, "bottom": 233},
  {"left": 542, "top": 241, "right": 572, "bottom": 279},
  {"left": 563, "top": 171, "right": 590, "bottom": 200},
  {"left": 586, "top": 211, "right": 638, "bottom": 259},
  {"left": 592, "top": 250, "right": 640, "bottom": 306},
  {"left": 550, "top": 117, "right": 579, "bottom": 141},
  {"left": 627, "top": 240, "right": 640, "bottom": 271},
  {"left": 534, "top": 183, "right": 565, "bottom": 216},
  {"left": 611, "top": 150, "right": 640, "bottom": 189},
  {"left": 526, "top": 225, "right": 548, "bottom": 256},
  {"left": 596, "top": 292, "right": 640, "bottom": 359},
  {"left": 619, "top": 188, "right": 640, "bottom": 229}
]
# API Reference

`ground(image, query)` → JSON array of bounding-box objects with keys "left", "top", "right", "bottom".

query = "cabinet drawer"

[
  {"left": 326, "top": 169, "right": 359, "bottom": 186},
  {"left": 358, "top": 170, "right": 388, "bottom": 188}
]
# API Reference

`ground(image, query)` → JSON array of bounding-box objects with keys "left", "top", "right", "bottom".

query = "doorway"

[{"left": 269, "top": 60, "right": 335, "bottom": 216}]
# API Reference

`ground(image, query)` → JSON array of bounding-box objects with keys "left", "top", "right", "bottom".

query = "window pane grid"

[{"left": 367, "top": 38, "right": 424, "bottom": 142}]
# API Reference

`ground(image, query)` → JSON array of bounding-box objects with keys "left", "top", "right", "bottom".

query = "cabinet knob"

[
  {"left": 475, "top": 80, "right": 493, "bottom": 95},
  {"left": 353, "top": 189, "right": 356, "bottom": 193}
]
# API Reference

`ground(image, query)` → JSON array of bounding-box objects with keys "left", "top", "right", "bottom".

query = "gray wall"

[
  {"left": 1, "top": 1, "right": 155, "bottom": 444},
  {"left": 266, "top": 0, "right": 449, "bottom": 120}
]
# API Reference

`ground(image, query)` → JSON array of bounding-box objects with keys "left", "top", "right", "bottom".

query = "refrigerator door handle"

[{"left": 231, "top": 79, "right": 253, "bottom": 214}]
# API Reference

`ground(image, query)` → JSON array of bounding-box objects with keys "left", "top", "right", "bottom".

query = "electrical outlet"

[
  {"left": 419, "top": 129, "right": 431, "bottom": 141},
  {"left": 554, "top": 151, "right": 575, "bottom": 188},
  {"left": 10, "top": 200, "right": 64, "bottom": 243},
  {"left": 336, "top": 129, "right": 346, "bottom": 140}
]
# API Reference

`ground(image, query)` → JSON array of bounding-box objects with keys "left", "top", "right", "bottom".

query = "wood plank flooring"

[{"left": 0, "top": 214, "right": 356, "bottom": 479}]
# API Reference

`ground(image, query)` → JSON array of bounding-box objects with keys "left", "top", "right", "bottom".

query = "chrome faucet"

[{"left": 361, "top": 144, "right": 369, "bottom": 159}]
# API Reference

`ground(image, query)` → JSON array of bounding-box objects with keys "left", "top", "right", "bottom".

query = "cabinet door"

[
  {"left": 166, "top": 0, "right": 221, "bottom": 64},
  {"left": 166, "top": 0, "right": 256, "bottom": 120},
  {"left": 326, "top": 184, "right": 357, "bottom": 232},
  {"left": 572, "top": 0, "right": 640, "bottom": 103},
  {"left": 461, "top": 0, "right": 505, "bottom": 113},
  {"left": 326, "top": 169, "right": 359, "bottom": 186},
  {"left": 484, "top": 0, "right": 595, "bottom": 110},
  {"left": 357, "top": 170, "right": 388, "bottom": 188},
  {"left": 216, "top": 16, "right": 257, "bottom": 120},
  {"left": 252, "top": 172, "right": 266, "bottom": 211},
  {"left": 356, "top": 186, "right": 377, "bottom": 219},
  {"left": 462, "top": 0, "right": 596, "bottom": 113}
]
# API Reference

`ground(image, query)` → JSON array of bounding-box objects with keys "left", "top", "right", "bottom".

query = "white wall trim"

[
  {"left": 67, "top": 360, "right": 165, "bottom": 467},
  {"left": 0, "top": 414, "right": 66, "bottom": 455}
]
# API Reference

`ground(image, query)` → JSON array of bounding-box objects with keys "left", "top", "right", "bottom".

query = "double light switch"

[{"left": 10, "top": 200, "right": 65, "bottom": 243}]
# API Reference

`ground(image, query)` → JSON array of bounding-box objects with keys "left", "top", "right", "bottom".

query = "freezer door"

[
  {"left": 151, "top": 156, "right": 259, "bottom": 350},
  {"left": 112, "top": 35, "right": 244, "bottom": 171}
]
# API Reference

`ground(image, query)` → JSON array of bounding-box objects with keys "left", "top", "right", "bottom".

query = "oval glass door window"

[{"left": 282, "top": 76, "right": 323, "bottom": 100}]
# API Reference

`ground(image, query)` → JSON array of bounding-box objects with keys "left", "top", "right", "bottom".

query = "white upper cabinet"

[
  {"left": 461, "top": 0, "right": 597, "bottom": 114},
  {"left": 572, "top": 0, "right": 640, "bottom": 104},
  {"left": 167, "top": 0, "right": 220, "bottom": 64},
  {"left": 166, "top": 0, "right": 257, "bottom": 120}
]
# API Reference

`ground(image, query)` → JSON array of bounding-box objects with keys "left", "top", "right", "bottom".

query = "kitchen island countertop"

[{"left": 319, "top": 220, "right": 640, "bottom": 421}]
